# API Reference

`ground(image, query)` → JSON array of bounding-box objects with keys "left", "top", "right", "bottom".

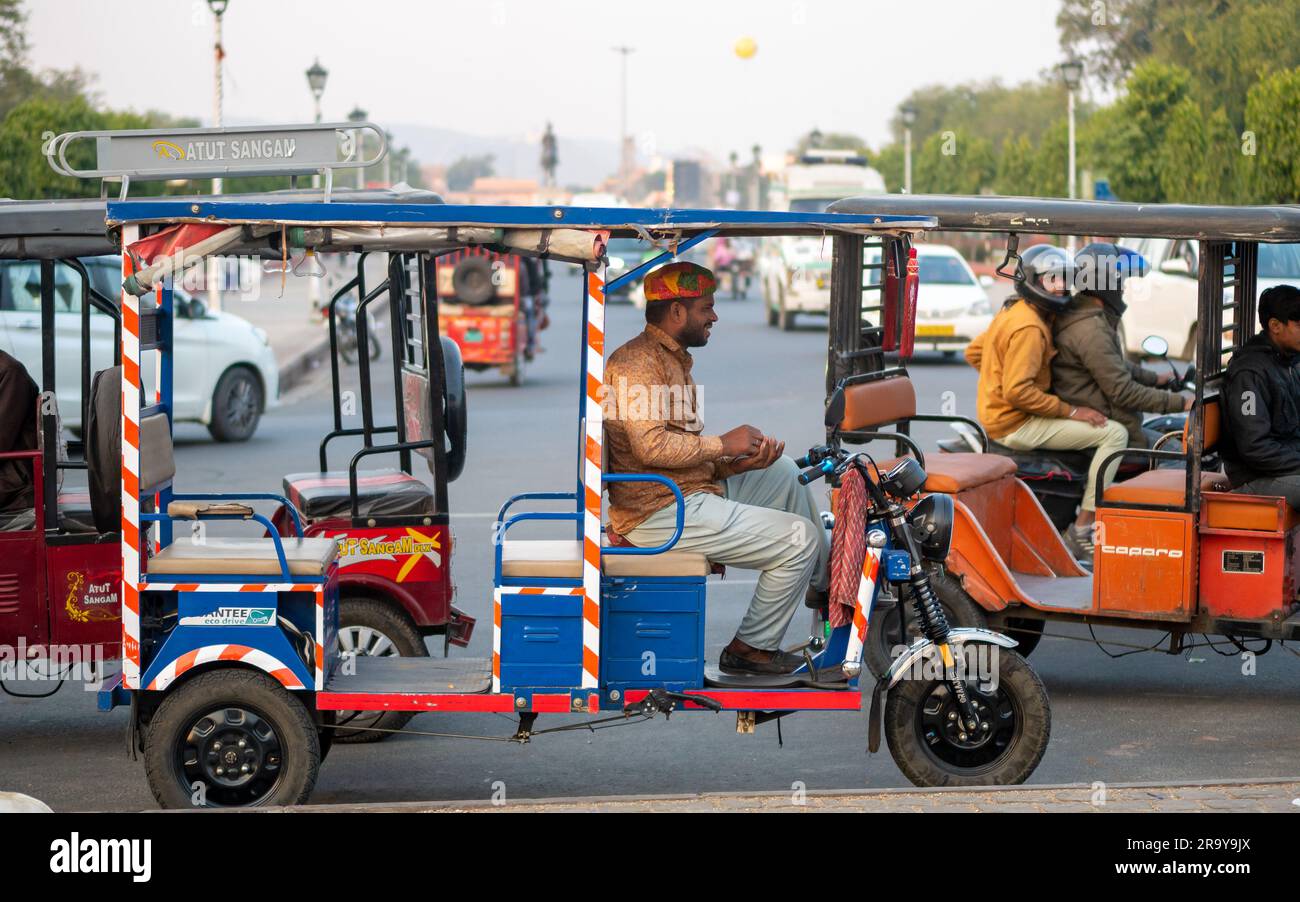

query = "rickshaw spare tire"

[
  {"left": 453, "top": 255, "right": 497, "bottom": 305},
  {"left": 865, "top": 569, "right": 986, "bottom": 680},
  {"left": 440, "top": 337, "right": 467, "bottom": 481}
]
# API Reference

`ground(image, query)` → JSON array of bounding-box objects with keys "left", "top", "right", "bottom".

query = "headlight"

[
  {"left": 908, "top": 493, "right": 954, "bottom": 562},
  {"left": 967, "top": 297, "right": 993, "bottom": 316},
  {"left": 608, "top": 256, "right": 626, "bottom": 272},
  {"left": 252, "top": 326, "right": 270, "bottom": 346}
]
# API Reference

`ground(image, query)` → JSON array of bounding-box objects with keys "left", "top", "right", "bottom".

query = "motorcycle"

[
  {"left": 334, "top": 293, "right": 383, "bottom": 365},
  {"left": 939, "top": 336, "right": 1202, "bottom": 531}
]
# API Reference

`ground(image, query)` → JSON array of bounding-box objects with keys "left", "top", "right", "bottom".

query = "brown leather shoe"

[{"left": 719, "top": 647, "right": 805, "bottom": 675}]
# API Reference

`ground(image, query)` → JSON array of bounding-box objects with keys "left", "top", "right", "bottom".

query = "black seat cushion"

[{"left": 283, "top": 469, "right": 434, "bottom": 521}]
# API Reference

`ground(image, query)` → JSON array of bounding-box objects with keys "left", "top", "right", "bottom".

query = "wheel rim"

[
  {"left": 914, "top": 676, "right": 1021, "bottom": 773},
  {"left": 336, "top": 625, "right": 399, "bottom": 732},
  {"left": 177, "top": 705, "right": 284, "bottom": 807},
  {"left": 222, "top": 376, "right": 258, "bottom": 432}
]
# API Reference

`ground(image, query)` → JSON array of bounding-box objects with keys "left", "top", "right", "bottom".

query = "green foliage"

[
  {"left": 1057, "top": 0, "right": 1161, "bottom": 87},
  {"left": 1243, "top": 67, "right": 1300, "bottom": 203},
  {"left": 791, "top": 129, "right": 869, "bottom": 158},
  {"left": 914, "top": 129, "right": 994, "bottom": 196}
]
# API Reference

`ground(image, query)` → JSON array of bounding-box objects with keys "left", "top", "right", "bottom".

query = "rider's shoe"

[
  {"left": 1062, "top": 523, "right": 1095, "bottom": 569},
  {"left": 719, "top": 647, "right": 805, "bottom": 676}
]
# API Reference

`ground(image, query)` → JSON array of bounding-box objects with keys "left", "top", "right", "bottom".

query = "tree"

[
  {"left": 1243, "top": 67, "right": 1300, "bottom": 203},
  {"left": 1057, "top": 0, "right": 1161, "bottom": 88},
  {"left": 445, "top": 153, "right": 495, "bottom": 191},
  {"left": 994, "top": 134, "right": 1036, "bottom": 196},
  {"left": 790, "top": 129, "right": 868, "bottom": 158},
  {"left": 914, "top": 129, "right": 995, "bottom": 196}
]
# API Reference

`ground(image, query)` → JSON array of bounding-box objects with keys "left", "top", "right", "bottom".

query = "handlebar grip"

[
  {"left": 799, "top": 466, "right": 822, "bottom": 486},
  {"left": 795, "top": 455, "right": 812, "bottom": 468}
]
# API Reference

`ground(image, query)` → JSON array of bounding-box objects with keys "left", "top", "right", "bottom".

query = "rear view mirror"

[
  {"left": 824, "top": 387, "right": 846, "bottom": 429},
  {"left": 1141, "top": 335, "right": 1169, "bottom": 358}
]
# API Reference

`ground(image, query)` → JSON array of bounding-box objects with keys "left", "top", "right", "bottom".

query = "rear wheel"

[
  {"left": 884, "top": 647, "right": 1050, "bottom": 787},
  {"left": 333, "top": 597, "right": 427, "bottom": 743},
  {"left": 1001, "top": 617, "right": 1044, "bottom": 657},
  {"left": 143, "top": 669, "right": 320, "bottom": 809},
  {"left": 778, "top": 293, "right": 795, "bottom": 331}
]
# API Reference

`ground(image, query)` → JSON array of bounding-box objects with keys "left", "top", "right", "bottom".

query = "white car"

[
  {"left": 865, "top": 243, "right": 995, "bottom": 353},
  {"left": 1119, "top": 238, "right": 1300, "bottom": 359},
  {"left": 0, "top": 256, "right": 279, "bottom": 441}
]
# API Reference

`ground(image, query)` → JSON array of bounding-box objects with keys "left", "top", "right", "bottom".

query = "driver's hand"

[
  {"left": 731, "top": 436, "right": 785, "bottom": 474},
  {"left": 720, "top": 425, "right": 765, "bottom": 457}
]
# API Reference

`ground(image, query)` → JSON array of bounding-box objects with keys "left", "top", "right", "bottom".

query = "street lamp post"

[
  {"left": 900, "top": 102, "right": 918, "bottom": 194},
  {"left": 206, "top": 0, "right": 228, "bottom": 312},
  {"left": 612, "top": 45, "right": 634, "bottom": 198},
  {"left": 1059, "top": 58, "right": 1084, "bottom": 251},
  {"left": 348, "top": 106, "right": 367, "bottom": 189},
  {"left": 305, "top": 59, "right": 328, "bottom": 310}
]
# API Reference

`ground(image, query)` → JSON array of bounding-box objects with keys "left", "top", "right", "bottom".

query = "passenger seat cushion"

[
  {"left": 282, "top": 469, "right": 434, "bottom": 520},
  {"left": 878, "top": 453, "right": 1017, "bottom": 493},
  {"left": 500, "top": 539, "right": 711, "bottom": 579},
  {"left": 148, "top": 536, "right": 341, "bottom": 578},
  {"left": 1103, "top": 469, "right": 1228, "bottom": 506},
  {"left": 841, "top": 378, "right": 918, "bottom": 432}
]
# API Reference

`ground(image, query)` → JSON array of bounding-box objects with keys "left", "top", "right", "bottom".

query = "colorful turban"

[{"left": 643, "top": 261, "right": 717, "bottom": 303}]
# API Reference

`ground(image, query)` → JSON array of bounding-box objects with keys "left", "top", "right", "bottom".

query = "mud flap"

[{"left": 867, "top": 677, "right": 885, "bottom": 754}]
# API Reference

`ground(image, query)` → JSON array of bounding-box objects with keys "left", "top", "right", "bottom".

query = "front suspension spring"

[{"left": 909, "top": 573, "right": 951, "bottom": 646}]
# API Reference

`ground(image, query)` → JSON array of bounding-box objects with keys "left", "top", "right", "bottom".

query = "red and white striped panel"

[
  {"left": 120, "top": 229, "right": 141, "bottom": 690},
  {"left": 843, "top": 548, "right": 882, "bottom": 677},
  {"left": 140, "top": 583, "right": 319, "bottom": 593},
  {"left": 491, "top": 586, "right": 585, "bottom": 694},
  {"left": 314, "top": 586, "right": 325, "bottom": 691},
  {"left": 581, "top": 270, "right": 605, "bottom": 689},
  {"left": 145, "top": 644, "right": 306, "bottom": 692}
]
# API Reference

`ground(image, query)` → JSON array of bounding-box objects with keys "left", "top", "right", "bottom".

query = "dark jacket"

[
  {"left": 1051, "top": 300, "right": 1184, "bottom": 446},
  {"left": 0, "top": 350, "right": 38, "bottom": 513},
  {"left": 1220, "top": 332, "right": 1300, "bottom": 487}
]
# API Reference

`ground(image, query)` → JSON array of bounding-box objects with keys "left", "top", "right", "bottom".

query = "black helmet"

[
  {"left": 1073, "top": 242, "right": 1149, "bottom": 317},
  {"left": 1015, "top": 244, "right": 1075, "bottom": 312}
]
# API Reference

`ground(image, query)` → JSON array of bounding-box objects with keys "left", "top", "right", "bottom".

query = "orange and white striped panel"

[
  {"left": 492, "top": 586, "right": 585, "bottom": 694},
  {"left": 120, "top": 228, "right": 141, "bottom": 690},
  {"left": 145, "top": 644, "right": 306, "bottom": 692},
  {"left": 140, "top": 583, "right": 319, "bottom": 593},
  {"left": 315, "top": 586, "right": 325, "bottom": 691},
  {"left": 843, "top": 548, "right": 882, "bottom": 678},
  {"left": 581, "top": 270, "right": 606, "bottom": 690}
]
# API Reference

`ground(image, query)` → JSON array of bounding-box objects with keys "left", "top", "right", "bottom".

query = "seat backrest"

[
  {"left": 841, "top": 376, "right": 917, "bottom": 432},
  {"left": 86, "top": 365, "right": 122, "bottom": 533},
  {"left": 139, "top": 412, "right": 175, "bottom": 494},
  {"left": 1181, "top": 394, "right": 1222, "bottom": 454}
]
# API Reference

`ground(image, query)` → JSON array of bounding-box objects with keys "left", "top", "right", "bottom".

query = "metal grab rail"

[{"left": 600, "top": 474, "right": 685, "bottom": 556}]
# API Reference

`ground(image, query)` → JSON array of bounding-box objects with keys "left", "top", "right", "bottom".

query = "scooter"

[{"left": 939, "top": 337, "right": 1201, "bottom": 531}]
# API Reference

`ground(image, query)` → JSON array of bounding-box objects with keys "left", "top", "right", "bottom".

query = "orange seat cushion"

[
  {"left": 879, "top": 453, "right": 1017, "bottom": 493},
  {"left": 1103, "top": 469, "right": 1228, "bottom": 507}
]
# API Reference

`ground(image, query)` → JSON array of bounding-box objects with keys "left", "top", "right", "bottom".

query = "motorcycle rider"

[
  {"left": 965, "top": 245, "right": 1128, "bottom": 565},
  {"left": 1052, "top": 243, "right": 1192, "bottom": 449}
]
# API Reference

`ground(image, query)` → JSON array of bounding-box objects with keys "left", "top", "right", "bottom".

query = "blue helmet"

[{"left": 1073, "top": 242, "right": 1149, "bottom": 315}]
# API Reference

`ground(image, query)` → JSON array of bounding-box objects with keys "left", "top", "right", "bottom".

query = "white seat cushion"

[
  {"left": 149, "top": 537, "right": 340, "bottom": 578},
  {"left": 500, "top": 539, "right": 709, "bottom": 579}
]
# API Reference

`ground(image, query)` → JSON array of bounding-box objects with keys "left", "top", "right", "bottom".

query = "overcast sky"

[{"left": 28, "top": 0, "right": 1069, "bottom": 162}]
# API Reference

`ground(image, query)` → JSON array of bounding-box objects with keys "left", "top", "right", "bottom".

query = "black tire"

[
  {"left": 767, "top": 301, "right": 778, "bottom": 327},
  {"left": 453, "top": 256, "right": 497, "bottom": 305},
  {"left": 779, "top": 299, "right": 795, "bottom": 331},
  {"left": 143, "top": 668, "right": 320, "bottom": 809},
  {"left": 333, "top": 597, "right": 427, "bottom": 743},
  {"left": 865, "top": 569, "right": 987, "bottom": 680},
  {"left": 1001, "top": 617, "right": 1044, "bottom": 657},
  {"left": 207, "top": 366, "right": 263, "bottom": 443},
  {"left": 884, "top": 647, "right": 1050, "bottom": 787}
]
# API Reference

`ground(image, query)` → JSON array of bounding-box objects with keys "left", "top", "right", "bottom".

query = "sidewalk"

[{"left": 285, "top": 779, "right": 1300, "bottom": 814}]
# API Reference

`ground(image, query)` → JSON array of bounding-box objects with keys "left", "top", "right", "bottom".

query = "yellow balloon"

[{"left": 734, "top": 36, "right": 757, "bottom": 60}]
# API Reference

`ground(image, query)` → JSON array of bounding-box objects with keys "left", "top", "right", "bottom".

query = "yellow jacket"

[{"left": 964, "top": 299, "right": 1071, "bottom": 439}]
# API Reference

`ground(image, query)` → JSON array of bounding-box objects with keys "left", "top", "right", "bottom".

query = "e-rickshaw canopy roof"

[
  {"left": 829, "top": 195, "right": 1300, "bottom": 243},
  {"left": 0, "top": 185, "right": 446, "bottom": 260},
  {"left": 105, "top": 201, "right": 937, "bottom": 241}
]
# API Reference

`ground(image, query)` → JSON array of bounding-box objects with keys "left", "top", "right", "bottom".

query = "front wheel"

[
  {"left": 143, "top": 669, "right": 320, "bottom": 809},
  {"left": 884, "top": 647, "right": 1050, "bottom": 787},
  {"left": 207, "top": 366, "right": 263, "bottom": 443},
  {"left": 865, "top": 570, "right": 986, "bottom": 680},
  {"left": 333, "top": 597, "right": 427, "bottom": 743}
]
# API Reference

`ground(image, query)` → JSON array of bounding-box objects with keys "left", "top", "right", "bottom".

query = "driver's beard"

[{"left": 681, "top": 323, "right": 710, "bottom": 347}]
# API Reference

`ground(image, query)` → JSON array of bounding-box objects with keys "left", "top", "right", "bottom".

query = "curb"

[
  {"left": 276, "top": 334, "right": 331, "bottom": 395},
  {"left": 247, "top": 777, "right": 1300, "bottom": 814}
]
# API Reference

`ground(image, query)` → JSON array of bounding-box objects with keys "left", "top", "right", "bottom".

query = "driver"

[
  {"left": 1051, "top": 243, "right": 1192, "bottom": 449},
  {"left": 0, "top": 349, "right": 38, "bottom": 528},
  {"left": 603, "top": 261, "right": 829, "bottom": 676},
  {"left": 964, "top": 245, "right": 1128, "bottom": 565}
]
